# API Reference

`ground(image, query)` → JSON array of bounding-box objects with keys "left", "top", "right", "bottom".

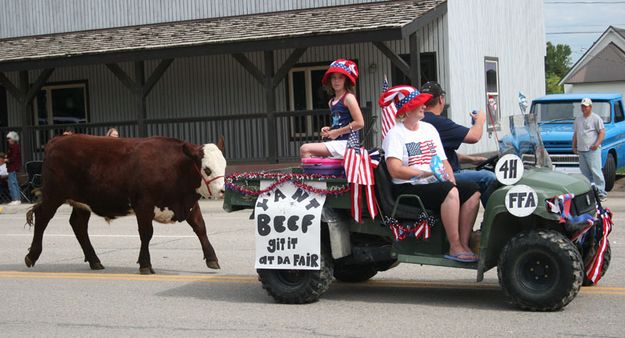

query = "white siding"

[
  {"left": 565, "top": 82, "right": 625, "bottom": 96},
  {"left": 447, "top": 0, "right": 546, "bottom": 154},
  {"left": 0, "top": 0, "right": 383, "bottom": 38}
]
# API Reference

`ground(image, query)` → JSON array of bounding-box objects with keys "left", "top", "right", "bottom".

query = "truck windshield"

[
  {"left": 532, "top": 101, "right": 611, "bottom": 123},
  {"left": 499, "top": 113, "right": 552, "bottom": 169}
]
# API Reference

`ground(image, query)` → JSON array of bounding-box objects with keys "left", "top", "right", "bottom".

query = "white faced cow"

[{"left": 25, "top": 134, "right": 226, "bottom": 274}]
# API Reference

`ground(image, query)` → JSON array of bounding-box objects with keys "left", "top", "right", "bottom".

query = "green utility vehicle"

[{"left": 223, "top": 113, "right": 611, "bottom": 311}]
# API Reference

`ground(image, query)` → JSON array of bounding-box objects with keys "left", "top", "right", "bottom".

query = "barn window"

[
  {"left": 33, "top": 81, "right": 89, "bottom": 148},
  {"left": 484, "top": 57, "right": 500, "bottom": 130},
  {"left": 287, "top": 64, "right": 332, "bottom": 139}
]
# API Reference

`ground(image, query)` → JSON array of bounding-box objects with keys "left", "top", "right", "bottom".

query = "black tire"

[
  {"left": 582, "top": 240, "right": 611, "bottom": 286},
  {"left": 333, "top": 266, "right": 378, "bottom": 283},
  {"left": 257, "top": 248, "right": 333, "bottom": 304},
  {"left": 498, "top": 230, "right": 583, "bottom": 311},
  {"left": 602, "top": 153, "right": 616, "bottom": 192}
]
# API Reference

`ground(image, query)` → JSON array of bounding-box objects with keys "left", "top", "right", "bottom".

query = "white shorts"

[{"left": 323, "top": 140, "right": 348, "bottom": 158}]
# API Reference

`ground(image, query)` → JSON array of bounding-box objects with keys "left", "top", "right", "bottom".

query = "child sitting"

[{"left": 300, "top": 59, "right": 364, "bottom": 159}]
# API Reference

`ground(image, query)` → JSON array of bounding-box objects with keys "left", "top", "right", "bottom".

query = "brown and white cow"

[{"left": 25, "top": 134, "right": 226, "bottom": 274}]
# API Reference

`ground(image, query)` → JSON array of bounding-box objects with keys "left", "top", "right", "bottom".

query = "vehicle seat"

[{"left": 374, "top": 156, "right": 432, "bottom": 220}]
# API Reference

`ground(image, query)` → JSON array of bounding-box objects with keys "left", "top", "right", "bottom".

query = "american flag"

[
  {"left": 344, "top": 130, "right": 377, "bottom": 223},
  {"left": 406, "top": 141, "right": 436, "bottom": 166},
  {"left": 380, "top": 77, "right": 397, "bottom": 140}
]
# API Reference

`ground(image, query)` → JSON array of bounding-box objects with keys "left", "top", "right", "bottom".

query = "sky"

[{"left": 543, "top": 0, "right": 625, "bottom": 65}]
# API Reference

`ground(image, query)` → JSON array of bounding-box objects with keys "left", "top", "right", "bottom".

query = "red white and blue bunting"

[
  {"left": 225, "top": 172, "right": 350, "bottom": 197},
  {"left": 343, "top": 136, "right": 380, "bottom": 223},
  {"left": 386, "top": 212, "right": 437, "bottom": 241}
]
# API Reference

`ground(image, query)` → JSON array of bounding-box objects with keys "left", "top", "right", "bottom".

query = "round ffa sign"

[
  {"left": 495, "top": 154, "right": 524, "bottom": 186},
  {"left": 505, "top": 185, "right": 538, "bottom": 217}
]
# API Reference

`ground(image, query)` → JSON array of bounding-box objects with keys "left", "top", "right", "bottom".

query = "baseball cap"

[
  {"left": 581, "top": 98, "right": 592, "bottom": 106},
  {"left": 421, "top": 81, "right": 446, "bottom": 97}
]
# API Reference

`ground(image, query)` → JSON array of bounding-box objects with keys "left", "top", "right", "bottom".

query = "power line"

[
  {"left": 545, "top": 1, "right": 625, "bottom": 4},
  {"left": 546, "top": 31, "right": 604, "bottom": 34}
]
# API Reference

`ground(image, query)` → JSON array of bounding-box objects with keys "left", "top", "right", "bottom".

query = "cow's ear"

[
  {"left": 182, "top": 142, "right": 201, "bottom": 161},
  {"left": 216, "top": 135, "right": 225, "bottom": 153}
]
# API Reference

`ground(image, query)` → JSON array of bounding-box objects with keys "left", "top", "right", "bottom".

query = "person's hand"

[
  {"left": 572, "top": 147, "right": 577, "bottom": 154},
  {"left": 473, "top": 110, "right": 486, "bottom": 124},
  {"left": 326, "top": 129, "right": 341, "bottom": 140},
  {"left": 471, "top": 156, "right": 487, "bottom": 164},
  {"left": 320, "top": 126, "right": 331, "bottom": 139},
  {"left": 590, "top": 144, "right": 599, "bottom": 151}
]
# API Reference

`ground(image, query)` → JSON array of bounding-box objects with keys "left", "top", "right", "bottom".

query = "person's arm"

[
  {"left": 457, "top": 153, "right": 487, "bottom": 165},
  {"left": 464, "top": 110, "right": 486, "bottom": 143},
  {"left": 591, "top": 129, "right": 605, "bottom": 151},
  {"left": 572, "top": 130, "right": 578, "bottom": 154},
  {"left": 442, "top": 159, "right": 456, "bottom": 184},
  {"left": 327, "top": 94, "right": 365, "bottom": 140},
  {"left": 386, "top": 157, "right": 432, "bottom": 181}
]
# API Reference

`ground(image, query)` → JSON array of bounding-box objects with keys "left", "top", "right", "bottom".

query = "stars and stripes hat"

[
  {"left": 321, "top": 59, "right": 359, "bottom": 86},
  {"left": 378, "top": 85, "right": 432, "bottom": 116}
]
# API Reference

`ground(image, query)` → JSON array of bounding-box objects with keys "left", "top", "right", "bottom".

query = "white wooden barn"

[{"left": 0, "top": 0, "right": 546, "bottom": 163}]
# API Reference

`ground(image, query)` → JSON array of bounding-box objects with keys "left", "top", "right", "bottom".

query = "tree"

[{"left": 545, "top": 42, "right": 572, "bottom": 94}]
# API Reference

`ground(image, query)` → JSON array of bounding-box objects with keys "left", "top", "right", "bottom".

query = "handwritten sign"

[{"left": 255, "top": 180, "right": 327, "bottom": 270}]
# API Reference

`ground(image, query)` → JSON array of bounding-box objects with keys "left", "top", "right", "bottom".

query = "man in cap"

[
  {"left": 573, "top": 98, "right": 607, "bottom": 201},
  {"left": 421, "top": 82, "right": 497, "bottom": 207}
]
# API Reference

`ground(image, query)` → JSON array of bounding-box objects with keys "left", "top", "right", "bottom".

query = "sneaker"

[{"left": 8, "top": 200, "right": 21, "bottom": 206}]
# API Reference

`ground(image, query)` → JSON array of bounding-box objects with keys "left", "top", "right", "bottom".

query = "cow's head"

[{"left": 185, "top": 139, "right": 226, "bottom": 198}]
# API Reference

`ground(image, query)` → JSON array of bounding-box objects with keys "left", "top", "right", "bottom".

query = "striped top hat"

[
  {"left": 321, "top": 59, "right": 359, "bottom": 86},
  {"left": 379, "top": 85, "right": 432, "bottom": 116}
]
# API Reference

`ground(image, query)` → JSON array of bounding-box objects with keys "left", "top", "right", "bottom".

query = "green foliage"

[{"left": 545, "top": 42, "right": 572, "bottom": 94}]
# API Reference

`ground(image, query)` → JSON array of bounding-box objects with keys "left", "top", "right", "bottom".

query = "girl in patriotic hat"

[
  {"left": 380, "top": 85, "right": 481, "bottom": 263},
  {"left": 300, "top": 59, "right": 364, "bottom": 158}
]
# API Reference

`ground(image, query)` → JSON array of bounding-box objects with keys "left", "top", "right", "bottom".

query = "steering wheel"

[{"left": 475, "top": 154, "right": 499, "bottom": 171}]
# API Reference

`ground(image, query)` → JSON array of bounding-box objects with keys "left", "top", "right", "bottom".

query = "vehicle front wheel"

[
  {"left": 498, "top": 230, "right": 583, "bottom": 311},
  {"left": 602, "top": 153, "right": 616, "bottom": 192},
  {"left": 257, "top": 248, "right": 333, "bottom": 304}
]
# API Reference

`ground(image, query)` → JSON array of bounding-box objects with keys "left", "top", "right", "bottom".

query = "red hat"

[
  {"left": 321, "top": 59, "right": 359, "bottom": 86},
  {"left": 379, "top": 85, "right": 432, "bottom": 116}
]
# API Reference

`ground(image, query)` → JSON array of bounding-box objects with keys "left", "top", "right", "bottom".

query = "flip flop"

[{"left": 444, "top": 252, "right": 478, "bottom": 263}]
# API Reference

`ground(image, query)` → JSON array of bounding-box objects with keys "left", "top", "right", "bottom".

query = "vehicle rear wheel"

[
  {"left": 498, "top": 230, "right": 583, "bottom": 311},
  {"left": 333, "top": 265, "right": 378, "bottom": 283},
  {"left": 602, "top": 153, "right": 616, "bottom": 192},
  {"left": 257, "top": 248, "right": 333, "bottom": 304},
  {"left": 582, "top": 240, "right": 611, "bottom": 286}
]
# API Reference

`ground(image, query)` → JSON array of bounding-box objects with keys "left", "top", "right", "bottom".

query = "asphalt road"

[{"left": 0, "top": 181, "right": 624, "bottom": 337}]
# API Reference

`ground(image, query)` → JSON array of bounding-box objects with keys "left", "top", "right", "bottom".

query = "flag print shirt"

[
  {"left": 382, "top": 121, "right": 446, "bottom": 185},
  {"left": 330, "top": 93, "right": 354, "bottom": 141}
]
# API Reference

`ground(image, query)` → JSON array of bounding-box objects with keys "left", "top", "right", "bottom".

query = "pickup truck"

[{"left": 531, "top": 93, "right": 625, "bottom": 191}]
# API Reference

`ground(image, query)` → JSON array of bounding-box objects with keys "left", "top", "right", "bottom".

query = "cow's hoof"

[
  {"left": 206, "top": 260, "right": 220, "bottom": 270},
  {"left": 139, "top": 267, "right": 155, "bottom": 275},
  {"left": 89, "top": 262, "right": 105, "bottom": 270},
  {"left": 24, "top": 255, "right": 34, "bottom": 268}
]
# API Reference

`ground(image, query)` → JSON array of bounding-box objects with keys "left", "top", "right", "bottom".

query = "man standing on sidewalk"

[
  {"left": 573, "top": 98, "right": 607, "bottom": 201},
  {"left": 421, "top": 82, "right": 497, "bottom": 207}
]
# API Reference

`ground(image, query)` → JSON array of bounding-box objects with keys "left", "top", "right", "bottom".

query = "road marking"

[{"left": 0, "top": 271, "right": 623, "bottom": 295}]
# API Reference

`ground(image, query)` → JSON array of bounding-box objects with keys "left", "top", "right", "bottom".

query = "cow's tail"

[{"left": 25, "top": 203, "right": 41, "bottom": 228}]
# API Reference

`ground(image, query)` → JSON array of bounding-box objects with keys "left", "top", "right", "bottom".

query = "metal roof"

[
  {"left": 0, "top": 0, "right": 446, "bottom": 72},
  {"left": 533, "top": 93, "right": 623, "bottom": 101}
]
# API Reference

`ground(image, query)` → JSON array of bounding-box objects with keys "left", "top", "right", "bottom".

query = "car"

[{"left": 532, "top": 93, "right": 625, "bottom": 191}]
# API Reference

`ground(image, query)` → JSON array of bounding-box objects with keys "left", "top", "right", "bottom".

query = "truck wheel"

[
  {"left": 582, "top": 240, "right": 611, "bottom": 286},
  {"left": 498, "top": 230, "right": 583, "bottom": 311},
  {"left": 257, "top": 248, "right": 333, "bottom": 304},
  {"left": 333, "top": 266, "right": 378, "bottom": 283},
  {"left": 602, "top": 153, "right": 616, "bottom": 192}
]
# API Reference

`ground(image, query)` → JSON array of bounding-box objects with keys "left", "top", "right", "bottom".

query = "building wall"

[
  {"left": 565, "top": 82, "right": 625, "bottom": 96},
  {"left": 5, "top": 15, "right": 449, "bottom": 148},
  {"left": 0, "top": 0, "right": 382, "bottom": 38},
  {"left": 446, "top": 0, "right": 546, "bottom": 154}
]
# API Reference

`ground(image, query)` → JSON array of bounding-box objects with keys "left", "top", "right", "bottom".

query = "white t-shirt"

[
  {"left": 0, "top": 163, "right": 7, "bottom": 177},
  {"left": 382, "top": 121, "right": 447, "bottom": 185}
]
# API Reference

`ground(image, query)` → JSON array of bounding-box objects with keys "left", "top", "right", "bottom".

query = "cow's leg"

[
  {"left": 69, "top": 207, "right": 104, "bottom": 270},
  {"left": 135, "top": 208, "right": 156, "bottom": 275},
  {"left": 25, "top": 200, "right": 63, "bottom": 267},
  {"left": 187, "top": 202, "right": 220, "bottom": 270}
]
